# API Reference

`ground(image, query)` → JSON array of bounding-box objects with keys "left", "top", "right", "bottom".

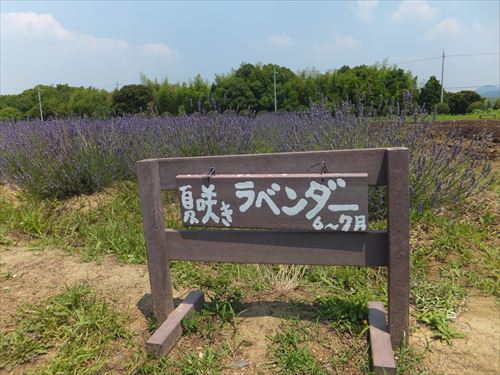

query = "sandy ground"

[
  {"left": 415, "top": 296, "right": 500, "bottom": 375},
  {"left": 0, "top": 246, "right": 189, "bottom": 337},
  {"left": 412, "top": 224, "right": 499, "bottom": 371},
  {"left": 1, "top": 245, "right": 499, "bottom": 374}
]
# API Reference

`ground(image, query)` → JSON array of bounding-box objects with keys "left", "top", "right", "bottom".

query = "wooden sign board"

[{"left": 176, "top": 173, "right": 368, "bottom": 232}]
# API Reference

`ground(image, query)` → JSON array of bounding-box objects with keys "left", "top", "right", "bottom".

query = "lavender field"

[{"left": 0, "top": 103, "right": 492, "bottom": 214}]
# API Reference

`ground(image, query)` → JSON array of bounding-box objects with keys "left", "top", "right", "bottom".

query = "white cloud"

[
  {"left": 391, "top": 1, "right": 436, "bottom": 21},
  {"left": 311, "top": 31, "right": 358, "bottom": 65},
  {"left": 328, "top": 32, "right": 358, "bottom": 49},
  {"left": 472, "top": 22, "right": 486, "bottom": 33},
  {"left": 142, "top": 43, "right": 179, "bottom": 58},
  {"left": 355, "top": 0, "right": 379, "bottom": 21},
  {"left": 1, "top": 12, "right": 73, "bottom": 40},
  {"left": 266, "top": 33, "right": 294, "bottom": 48},
  {"left": 425, "top": 18, "right": 463, "bottom": 39},
  {"left": 0, "top": 12, "right": 180, "bottom": 93}
]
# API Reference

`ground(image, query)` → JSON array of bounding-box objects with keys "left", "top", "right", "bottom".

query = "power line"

[
  {"left": 391, "top": 51, "right": 499, "bottom": 65},
  {"left": 447, "top": 51, "right": 499, "bottom": 58},
  {"left": 444, "top": 85, "right": 500, "bottom": 89},
  {"left": 392, "top": 56, "right": 441, "bottom": 65}
]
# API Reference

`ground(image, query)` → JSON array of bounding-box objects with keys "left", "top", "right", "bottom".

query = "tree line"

[{"left": 0, "top": 62, "right": 497, "bottom": 121}]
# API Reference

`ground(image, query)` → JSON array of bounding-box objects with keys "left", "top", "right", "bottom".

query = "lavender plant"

[
  {"left": 0, "top": 103, "right": 492, "bottom": 215},
  {"left": 0, "top": 114, "right": 254, "bottom": 199},
  {"left": 256, "top": 101, "right": 492, "bottom": 213}
]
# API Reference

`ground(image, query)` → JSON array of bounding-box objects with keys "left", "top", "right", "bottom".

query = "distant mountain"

[{"left": 476, "top": 85, "right": 500, "bottom": 98}]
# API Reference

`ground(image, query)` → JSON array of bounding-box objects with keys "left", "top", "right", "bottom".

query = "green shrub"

[
  {"left": 0, "top": 107, "right": 23, "bottom": 121},
  {"left": 436, "top": 102, "right": 450, "bottom": 114},
  {"left": 447, "top": 90, "right": 482, "bottom": 114},
  {"left": 466, "top": 101, "right": 484, "bottom": 113}
]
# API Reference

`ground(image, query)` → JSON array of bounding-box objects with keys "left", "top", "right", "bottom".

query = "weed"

[
  {"left": 136, "top": 354, "right": 174, "bottom": 374},
  {"left": 330, "top": 331, "right": 371, "bottom": 375},
  {"left": 254, "top": 264, "right": 307, "bottom": 295},
  {"left": 394, "top": 338, "right": 429, "bottom": 374},
  {"left": 314, "top": 295, "right": 368, "bottom": 335},
  {"left": 267, "top": 320, "right": 326, "bottom": 375},
  {"left": 0, "top": 283, "right": 131, "bottom": 373},
  {"left": 411, "top": 247, "right": 467, "bottom": 343},
  {"left": 176, "top": 346, "right": 228, "bottom": 375},
  {"left": 181, "top": 285, "right": 241, "bottom": 341},
  {"left": 417, "top": 312, "right": 465, "bottom": 344}
]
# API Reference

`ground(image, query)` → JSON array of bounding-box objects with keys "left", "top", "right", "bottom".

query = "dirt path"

[
  {"left": 0, "top": 246, "right": 187, "bottom": 336},
  {"left": 416, "top": 296, "right": 500, "bottom": 375},
  {"left": 1, "top": 246, "right": 499, "bottom": 374}
]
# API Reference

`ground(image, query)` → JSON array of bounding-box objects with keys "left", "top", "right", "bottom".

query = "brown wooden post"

[
  {"left": 137, "top": 159, "right": 175, "bottom": 323},
  {"left": 386, "top": 148, "right": 410, "bottom": 348}
]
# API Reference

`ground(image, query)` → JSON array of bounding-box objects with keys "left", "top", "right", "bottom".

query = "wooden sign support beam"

[
  {"left": 146, "top": 291, "right": 205, "bottom": 356},
  {"left": 368, "top": 301, "right": 396, "bottom": 375}
]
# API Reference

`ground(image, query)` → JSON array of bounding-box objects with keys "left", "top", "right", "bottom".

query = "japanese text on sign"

[{"left": 176, "top": 173, "right": 368, "bottom": 232}]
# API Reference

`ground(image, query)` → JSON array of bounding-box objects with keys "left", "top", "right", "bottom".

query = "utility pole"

[
  {"left": 273, "top": 66, "right": 277, "bottom": 112},
  {"left": 37, "top": 86, "right": 44, "bottom": 122},
  {"left": 440, "top": 49, "right": 445, "bottom": 103}
]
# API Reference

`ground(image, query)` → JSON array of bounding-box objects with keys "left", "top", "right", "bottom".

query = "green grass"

[
  {"left": 0, "top": 181, "right": 151, "bottom": 263},
  {"left": 0, "top": 175, "right": 498, "bottom": 373},
  {"left": 432, "top": 109, "right": 500, "bottom": 121},
  {"left": 137, "top": 345, "right": 229, "bottom": 375},
  {"left": 267, "top": 320, "right": 327, "bottom": 375},
  {"left": 0, "top": 283, "right": 132, "bottom": 373}
]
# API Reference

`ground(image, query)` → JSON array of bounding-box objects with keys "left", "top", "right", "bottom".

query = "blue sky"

[{"left": 1, "top": 0, "right": 499, "bottom": 94}]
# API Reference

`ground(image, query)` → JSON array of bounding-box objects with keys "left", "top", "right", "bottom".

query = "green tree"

[
  {"left": 0, "top": 106, "right": 23, "bottom": 121},
  {"left": 69, "top": 88, "right": 111, "bottom": 117},
  {"left": 447, "top": 90, "right": 482, "bottom": 115},
  {"left": 111, "top": 84, "right": 153, "bottom": 115},
  {"left": 418, "top": 76, "right": 442, "bottom": 109}
]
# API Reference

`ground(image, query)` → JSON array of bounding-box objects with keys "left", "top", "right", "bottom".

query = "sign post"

[{"left": 137, "top": 148, "right": 409, "bottom": 374}]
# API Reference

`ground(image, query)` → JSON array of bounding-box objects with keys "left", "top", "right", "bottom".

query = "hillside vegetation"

[{"left": 2, "top": 63, "right": 499, "bottom": 120}]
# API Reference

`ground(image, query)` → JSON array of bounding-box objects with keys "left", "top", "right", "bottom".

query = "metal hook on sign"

[
  {"left": 307, "top": 160, "right": 329, "bottom": 181},
  {"left": 206, "top": 167, "right": 216, "bottom": 182}
]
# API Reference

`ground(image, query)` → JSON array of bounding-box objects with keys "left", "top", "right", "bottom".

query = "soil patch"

[
  {"left": 416, "top": 296, "right": 500, "bottom": 375},
  {"left": 431, "top": 119, "right": 499, "bottom": 142},
  {"left": 0, "top": 246, "right": 186, "bottom": 337}
]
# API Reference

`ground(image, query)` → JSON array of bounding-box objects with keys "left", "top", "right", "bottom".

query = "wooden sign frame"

[{"left": 137, "top": 148, "right": 409, "bottom": 374}]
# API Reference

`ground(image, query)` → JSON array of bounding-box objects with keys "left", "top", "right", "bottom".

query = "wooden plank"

[
  {"left": 137, "top": 160, "right": 175, "bottom": 324},
  {"left": 176, "top": 173, "right": 368, "bottom": 232},
  {"left": 146, "top": 291, "right": 205, "bottom": 356},
  {"left": 154, "top": 148, "right": 388, "bottom": 188},
  {"left": 368, "top": 301, "right": 396, "bottom": 375},
  {"left": 387, "top": 148, "right": 410, "bottom": 348},
  {"left": 165, "top": 229, "right": 388, "bottom": 266}
]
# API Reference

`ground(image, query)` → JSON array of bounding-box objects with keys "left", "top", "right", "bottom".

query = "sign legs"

[{"left": 138, "top": 160, "right": 175, "bottom": 323}]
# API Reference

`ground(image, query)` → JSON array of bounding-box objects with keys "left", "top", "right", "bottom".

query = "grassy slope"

[{"left": 0, "top": 177, "right": 498, "bottom": 374}]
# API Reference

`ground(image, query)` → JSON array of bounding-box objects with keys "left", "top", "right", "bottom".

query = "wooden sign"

[
  {"left": 176, "top": 173, "right": 368, "bottom": 232},
  {"left": 139, "top": 148, "right": 409, "bottom": 371}
]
